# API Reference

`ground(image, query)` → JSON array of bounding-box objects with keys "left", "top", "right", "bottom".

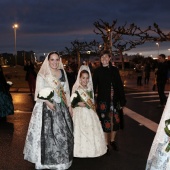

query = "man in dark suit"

[{"left": 156, "top": 54, "right": 168, "bottom": 107}]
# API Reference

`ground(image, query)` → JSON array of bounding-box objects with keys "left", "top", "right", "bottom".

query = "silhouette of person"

[
  {"left": 155, "top": 54, "right": 168, "bottom": 107},
  {"left": 24, "top": 59, "right": 37, "bottom": 95},
  {"left": 0, "top": 65, "right": 14, "bottom": 122},
  {"left": 144, "top": 61, "right": 151, "bottom": 85}
]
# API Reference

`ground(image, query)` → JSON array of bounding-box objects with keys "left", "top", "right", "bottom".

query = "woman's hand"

[
  {"left": 78, "top": 102, "right": 86, "bottom": 107},
  {"left": 45, "top": 100, "right": 55, "bottom": 111}
]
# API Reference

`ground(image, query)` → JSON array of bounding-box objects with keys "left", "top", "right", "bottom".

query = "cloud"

[{"left": 0, "top": 0, "right": 170, "bottom": 57}]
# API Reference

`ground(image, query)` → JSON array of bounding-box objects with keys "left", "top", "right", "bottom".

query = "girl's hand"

[
  {"left": 45, "top": 100, "right": 55, "bottom": 111},
  {"left": 78, "top": 102, "right": 86, "bottom": 107}
]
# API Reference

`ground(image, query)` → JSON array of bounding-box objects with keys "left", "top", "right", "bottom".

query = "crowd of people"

[{"left": 1, "top": 51, "right": 170, "bottom": 170}]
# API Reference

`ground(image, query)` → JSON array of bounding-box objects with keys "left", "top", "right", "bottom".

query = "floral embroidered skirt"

[{"left": 96, "top": 100, "right": 124, "bottom": 132}]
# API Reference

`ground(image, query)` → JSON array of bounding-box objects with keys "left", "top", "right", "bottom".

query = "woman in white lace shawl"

[
  {"left": 146, "top": 93, "right": 170, "bottom": 170},
  {"left": 23, "top": 51, "right": 74, "bottom": 170}
]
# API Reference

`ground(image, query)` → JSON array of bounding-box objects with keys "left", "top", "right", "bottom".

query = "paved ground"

[{"left": 1, "top": 70, "right": 170, "bottom": 170}]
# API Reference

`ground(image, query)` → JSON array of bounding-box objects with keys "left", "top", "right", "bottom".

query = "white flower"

[
  {"left": 38, "top": 87, "right": 54, "bottom": 101},
  {"left": 70, "top": 93, "right": 77, "bottom": 102},
  {"left": 168, "top": 124, "right": 170, "bottom": 130},
  {"left": 7, "top": 81, "right": 13, "bottom": 86}
]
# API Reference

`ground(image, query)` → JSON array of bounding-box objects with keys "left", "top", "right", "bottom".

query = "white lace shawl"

[
  {"left": 34, "top": 53, "right": 71, "bottom": 107},
  {"left": 147, "top": 93, "right": 170, "bottom": 161},
  {"left": 71, "top": 65, "right": 94, "bottom": 102}
]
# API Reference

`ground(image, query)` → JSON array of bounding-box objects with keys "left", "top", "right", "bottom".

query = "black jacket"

[
  {"left": 156, "top": 61, "right": 168, "bottom": 83},
  {"left": 93, "top": 65, "right": 126, "bottom": 108}
]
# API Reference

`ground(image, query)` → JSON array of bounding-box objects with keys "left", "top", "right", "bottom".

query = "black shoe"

[
  {"left": 105, "top": 145, "right": 111, "bottom": 156},
  {"left": 110, "top": 141, "right": 119, "bottom": 151}
]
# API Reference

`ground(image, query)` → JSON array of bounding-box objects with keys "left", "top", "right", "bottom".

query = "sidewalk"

[
  {"left": 10, "top": 87, "right": 30, "bottom": 93},
  {"left": 3, "top": 69, "right": 170, "bottom": 170},
  {"left": 9, "top": 71, "right": 170, "bottom": 93},
  {"left": 123, "top": 71, "right": 170, "bottom": 92}
]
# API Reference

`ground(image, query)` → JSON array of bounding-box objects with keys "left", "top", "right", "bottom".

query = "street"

[{"left": 0, "top": 85, "right": 169, "bottom": 170}]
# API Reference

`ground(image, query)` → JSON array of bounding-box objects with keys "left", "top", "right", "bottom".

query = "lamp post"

[
  {"left": 156, "top": 42, "right": 160, "bottom": 55},
  {"left": 13, "top": 24, "right": 18, "bottom": 65},
  {"left": 107, "top": 28, "right": 112, "bottom": 55}
]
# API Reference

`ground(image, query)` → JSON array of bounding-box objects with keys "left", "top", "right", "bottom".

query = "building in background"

[{"left": 0, "top": 51, "right": 36, "bottom": 66}]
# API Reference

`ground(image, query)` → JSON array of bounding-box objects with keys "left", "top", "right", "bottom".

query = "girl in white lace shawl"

[{"left": 71, "top": 65, "right": 107, "bottom": 157}]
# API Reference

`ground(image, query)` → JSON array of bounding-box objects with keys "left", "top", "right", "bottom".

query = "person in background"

[
  {"left": 136, "top": 63, "right": 143, "bottom": 86},
  {"left": 167, "top": 60, "right": 170, "bottom": 84},
  {"left": 155, "top": 54, "right": 168, "bottom": 108},
  {"left": 65, "top": 65, "right": 76, "bottom": 95},
  {"left": 93, "top": 50, "right": 126, "bottom": 155},
  {"left": 24, "top": 59, "right": 37, "bottom": 95},
  {"left": 88, "top": 61, "right": 94, "bottom": 73},
  {"left": 144, "top": 61, "right": 151, "bottom": 85},
  {"left": 82, "top": 60, "right": 87, "bottom": 65},
  {"left": 23, "top": 51, "right": 74, "bottom": 170},
  {"left": 0, "top": 65, "right": 14, "bottom": 122},
  {"left": 71, "top": 65, "right": 107, "bottom": 157}
]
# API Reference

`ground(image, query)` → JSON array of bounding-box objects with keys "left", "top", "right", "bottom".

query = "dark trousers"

[
  {"left": 144, "top": 72, "right": 150, "bottom": 84},
  {"left": 144, "top": 76, "right": 150, "bottom": 84},
  {"left": 137, "top": 76, "right": 142, "bottom": 86},
  {"left": 157, "top": 81, "right": 167, "bottom": 105},
  {"left": 27, "top": 74, "right": 36, "bottom": 94}
]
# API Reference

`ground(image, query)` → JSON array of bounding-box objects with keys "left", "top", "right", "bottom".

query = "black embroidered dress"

[{"left": 93, "top": 65, "right": 126, "bottom": 133}]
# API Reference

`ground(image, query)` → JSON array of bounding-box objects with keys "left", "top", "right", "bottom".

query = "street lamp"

[
  {"left": 107, "top": 28, "right": 112, "bottom": 55},
  {"left": 13, "top": 23, "right": 18, "bottom": 65},
  {"left": 156, "top": 42, "right": 160, "bottom": 55}
]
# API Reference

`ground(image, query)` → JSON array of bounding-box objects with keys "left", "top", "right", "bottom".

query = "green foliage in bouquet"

[
  {"left": 164, "top": 119, "right": 170, "bottom": 152},
  {"left": 37, "top": 88, "right": 54, "bottom": 102}
]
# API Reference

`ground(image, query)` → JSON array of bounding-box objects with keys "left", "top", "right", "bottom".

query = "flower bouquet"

[
  {"left": 7, "top": 81, "right": 13, "bottom": 86},
  {"left": 70, "top": 93, "right": 78, "bottom": 102},
  {"left": 164, "top": 119, "right": 170, "bottom": 152},
  {"left": 37, "top": 87, "right": 54, "bottom": 102},
  {"left": 6, "top": 81, "right": 13, "bottom": 91}
]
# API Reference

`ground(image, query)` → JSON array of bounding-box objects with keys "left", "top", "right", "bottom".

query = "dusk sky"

[{"left": 1, "top": 0, "right": 170, "bottom": 57}]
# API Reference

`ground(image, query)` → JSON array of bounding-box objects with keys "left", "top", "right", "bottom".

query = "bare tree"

[
  {"left": 64, "top": 40, "right": 100, "bottom": 69},
  {"left": 94, "top": 19, "right": 151, "bottom": 70},
  {"left": 147, "top": 23, "right": 170, "bottom": 42},
  {"left": 94, "top": 19, "right": 170, "bottom": 70}
]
